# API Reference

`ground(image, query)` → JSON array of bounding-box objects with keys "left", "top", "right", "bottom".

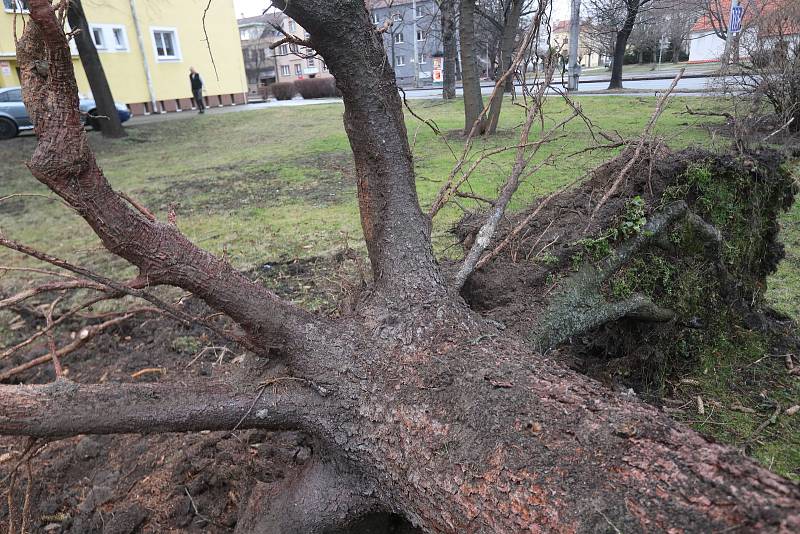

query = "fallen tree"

[{"left": 1, "top": 1, "right": 799, "bottom": 533}]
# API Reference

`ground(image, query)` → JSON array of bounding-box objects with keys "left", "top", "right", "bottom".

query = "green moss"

[{"left": 170, "top": 336, "right": 204, "bottom": 355}]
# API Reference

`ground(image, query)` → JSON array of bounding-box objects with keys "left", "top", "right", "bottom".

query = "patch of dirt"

[
  {"left": 139, "top": 152, "right": 356, "bottom": 214},
  {"left": 0, "top": 251, "right": 373, "bottom": 533}
]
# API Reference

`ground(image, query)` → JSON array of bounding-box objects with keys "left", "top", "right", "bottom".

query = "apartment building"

[
  {"left": 238, "top": 13, "right": 283, "bottom": 93},
  {"left": 367, "top": 0, "right": 443, "bottom": 86},
  {"left": 550, "top": 19, "right": 606, "bottom": 68},
  {"left": 1, "top": 0, "right": 248, "bottom": 115},
  {"left": 271, "top": 15, "right": 332, "bottom": 83}
]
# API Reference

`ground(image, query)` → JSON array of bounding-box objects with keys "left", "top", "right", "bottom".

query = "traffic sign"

[{"left": 730, "top": 5, "right": 744, "bottom": 33}]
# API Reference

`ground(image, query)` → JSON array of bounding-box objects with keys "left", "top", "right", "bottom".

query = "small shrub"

[
  {"left": 295, "top": 77, "right": 340, "bottom": 99},
  {"left": 270, "top": 82, "right": 296, "bottom": 101}
]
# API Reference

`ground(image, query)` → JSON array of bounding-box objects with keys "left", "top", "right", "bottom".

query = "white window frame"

[
  {"left": 288, "top": 19, "right": 297, "bottom": 32},
  {"left": 306, "top": 57, "right": 315, "bottom": 67},
  {"left": 91, "top": 27, "right": 106, "bottom": 50},
  {"left": 87, "top": 24, "right": 129, "bottom": 53},
  {"left": 396, "top": 55, "right": 406, "bottom": 66},
  {"left": 281, "top": 64, "right": 291, "bottom": 76},
  {"left": 294, "top": 63, "right": 302, "bottom": 76},
  {"left": 150, "top": 27, "right": 182, "bottom": 62},
  {"left": 111, "top": 27, "right": 129, "bottom": 51},
  {"left": 279, "top": 44, "right": 290, "bottom": 56},
  {"left": 418, "top": 53, "right": 426, "bottom": 64},
  {"left": 394, "top": 32, "right": 404, "bottom": 44},
  {"left": 371, "top": 13, "right": 380, "bottom": 25},
  {"left": 416, "top": 30, "right": 425, "bottom": 42},
  {"left": 415, "top": 5, "right": 424, "bottom": 18},
  {"left": 2, "top": 0, "right": 29, "bottom": 13}
]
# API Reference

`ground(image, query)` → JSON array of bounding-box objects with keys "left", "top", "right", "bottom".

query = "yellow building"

[{"left": 1, "top": 0, "right": 248, "bottom": 115}]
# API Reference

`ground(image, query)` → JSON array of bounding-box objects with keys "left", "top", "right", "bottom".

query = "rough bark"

[
  {"left": 440, "top": 0, "right": 457, "bottom": 100},
  {"left": 66, "top": 0, "right": 126, "bottom": 138},
  {"left": 459, "top": 0, "right": 487, "bottom": 134},
  {"left": 3, "top": 2, "right": 800, "bottom": 533},
  {"left": 485, "top": 0, "right": 522, "bottom": 134}
]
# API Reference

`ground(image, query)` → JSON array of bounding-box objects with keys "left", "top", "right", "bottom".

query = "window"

[
  {"left": 415, "top": 5, "right": 424, "bottom": 18},
  {"left": 307, "top": 58, "right": 315, "bottom": 68},
  {"left": 281, "top": 65, "right": 291, "bottom": 76},
  {"left": 394, "top": 32, "right": 404, "bottom": 44},
  {"left": 288, "top": 19, "right": 296, "bottom": 32},
  {"left": 395, "top": 55, "right": 405, "bottom": 66},
  {"left": 418, "top": 53, "right": 426, "bottom": 64},
  {"left": 371, "top": 13, "right": 380, "bottom": 25},
  {"left": 416, "top": 30, "right": 425, "bottom": 42},
  {"left": 151, "top": 28, "right": 181, "bottom": 61},
  {"left": 279, "top": 44, "right": 290, "bottom": 55},
  {"left": 5, "top": 88, "right": 21, "bottom": 101},
  {"left": 294, "top": 63, "right": 302, "bottom": 75},
  {"left": 112, "top": 27, "right": 127, "bottom": 50},
  {"left": 92, "top": 27, "right": 106, "bottom": 49},
  {"left": 2, "top": 0, "right": 29, "bottom": 12}
]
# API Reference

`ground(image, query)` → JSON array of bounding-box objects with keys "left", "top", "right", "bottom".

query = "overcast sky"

[{"left": 233, "top": 0, "right": 571, "bottom": 21}]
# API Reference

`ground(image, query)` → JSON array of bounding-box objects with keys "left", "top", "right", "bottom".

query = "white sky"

[{"left": 233, "top": 0, "right": 571, "bottom": 21}]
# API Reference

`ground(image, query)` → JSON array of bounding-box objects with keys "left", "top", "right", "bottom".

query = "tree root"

[{"left": 529, "top": 201, "right": 733, "bottom": 350}]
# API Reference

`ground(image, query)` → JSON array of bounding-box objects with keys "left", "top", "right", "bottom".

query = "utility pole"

[
  {"left": 412, "top": 0, "right": 420, "bottom": 87},
  {"left": 567, "top": 0, "right": 581, "bottom": 91}
]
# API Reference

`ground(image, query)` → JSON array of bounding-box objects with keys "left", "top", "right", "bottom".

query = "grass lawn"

[
  {"left": 0, "top": 95, "right": 798, "bottom": 478},
  {"left": 0, "top": 95, "right": 736, "bottom": 281}
]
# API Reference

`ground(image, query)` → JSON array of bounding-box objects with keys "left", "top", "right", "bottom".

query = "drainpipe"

[{"left": 129, "top": 0, "right": 158, "bottom": 113}]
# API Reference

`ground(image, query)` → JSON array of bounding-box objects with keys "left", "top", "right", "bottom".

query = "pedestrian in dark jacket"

[{"left": 190, "top": 67, "right": 205, "bottom": 114}]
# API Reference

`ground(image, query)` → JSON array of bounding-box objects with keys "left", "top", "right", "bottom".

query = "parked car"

[{"left": 0, "top": 86, "right": 131, "bottom": 140}]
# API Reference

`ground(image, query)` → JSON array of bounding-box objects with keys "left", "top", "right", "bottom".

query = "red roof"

[{"left": 691, "top": 0, "right": 797, "bottom": 34}]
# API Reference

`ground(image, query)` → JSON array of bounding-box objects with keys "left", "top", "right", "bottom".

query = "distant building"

[
  {"left": 687, "top": 0, "right": 798, "bottom": 63},
  {"left": 238, "top": 13, "right": 283, "bottom": 94},
  {"left": 550, "top": 19, "right": 606, "bottom": 68},
  {"left": 367, "top": 0, "right": 443, "bottom": 86},
  {"left": 1, "top": 0, "right": 248, "bottom": 115},
  {"left": 271, "top": 15, "right": 333, "bottom": 83}
]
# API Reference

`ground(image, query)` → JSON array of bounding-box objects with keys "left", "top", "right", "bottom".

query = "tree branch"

[
  {"left": 16, "top": 0, "right": 314, "bottom": 349},
  {"left": 0, "top": 377, "right": 320, "bottom": 438}
]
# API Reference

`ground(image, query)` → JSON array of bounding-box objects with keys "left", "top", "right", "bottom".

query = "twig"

[
  {"left": 130, "top": 367, "right": 166, "bottom": 379},
  {"left": 201, "top": 0, "right": 220, "bottom": 81},
  {"left": 743, "top": 403, "right": 781, "bottom": 446},
  {"left": 590, "top": 69, "right": 685, "bottom": 220},
  {"left": 118, "top": 191, "right": 156, "bottom": 222}
]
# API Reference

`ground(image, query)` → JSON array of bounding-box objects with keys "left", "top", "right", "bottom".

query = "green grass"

[
  {"left": 0, "top": 95, "right": 798, "bottom": 478},
  {"left": 0, "top": 96, "right": 729, "bottom": 280}
]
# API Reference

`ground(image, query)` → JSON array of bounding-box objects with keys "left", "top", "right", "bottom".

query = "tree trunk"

[
  {"left": 459, "top": 0, "right": 486, "bottom": 134},
  {"left": 485, "top": 0, "right": 522, "bottom": 134},
  {"left": 5, "top": 2, "right": 800, "bottom": 533},
  {"left": 66, "top": 0, "right": 126, "bottom": 138},
  {"left": 608, "top": 2, "right": 640, "bottom": 90},
  {"left": 441, "top": 0, "right": 457, "bottom": 100}
]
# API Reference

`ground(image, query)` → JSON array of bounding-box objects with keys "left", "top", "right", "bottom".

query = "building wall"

[
  {"left": 1, "top": 0, "right": 248, "bottom": 114},
  {"left": 370, "top": 0, "right": 442, "bottom": 86},
  {"left": 688, "top": 32, "right": 727, "bottom": 62},
  {"left": 272, "top": 17, "right": 333, "bottom": 83}
]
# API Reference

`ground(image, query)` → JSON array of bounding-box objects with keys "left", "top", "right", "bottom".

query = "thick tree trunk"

[
  {"left": 459, "top": 0, "right": 486, "bottom": 134},
  {"left": 66, "top": 0, "right": 126, "bottom": 138},
  {"left": 485, "top": 0, "right": 522, "bottom": 134},
  {"left": 440, "top": 0, "right": 457, "bottom": 100},
  {"left": 608, "top": 3, "right": 640, "bottom": 90},
  {"left": 5, "top": 2, "right": 800, "bottom": 533}
]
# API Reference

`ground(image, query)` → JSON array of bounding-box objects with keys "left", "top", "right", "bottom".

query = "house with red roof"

[{"left": 688, "top": 0, "right": 798, "bottom": 63}]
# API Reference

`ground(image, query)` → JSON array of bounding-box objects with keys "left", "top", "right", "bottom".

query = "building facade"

[
  {"left": 367, "top": 0, "right": 443, "bottom": 86},
  {"left": 550, "top": 19, "right": 606, "bottom": 68},
  {"left": 1, "top": 0, "right": 248, "bottom": 115},
  {"left": 271, "top": 15, "right": 333, "bottom": 83},
  {"left": 238, "top": 13, "right": 282, "bottom": 94}
]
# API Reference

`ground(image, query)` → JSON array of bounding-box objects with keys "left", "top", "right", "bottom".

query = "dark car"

[{"left": 0, "top": 86, "right": 131, "bottom": 140}]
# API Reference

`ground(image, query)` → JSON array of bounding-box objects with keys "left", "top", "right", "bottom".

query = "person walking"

[{"left": 189, "top": 67, "right": 205, "bottom": 114}]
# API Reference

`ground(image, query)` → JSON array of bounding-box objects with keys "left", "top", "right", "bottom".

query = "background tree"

[
  {"left": 2, "top": 0, "right": 800, "bottom": 532},
  {"left": 586, "top": 0, "right": 654, "bottom": 88},
  {"left": 460, "top": 0, "right": 488, "bottom": 133},
  {"left": 438, "top": 0, "right": 458, "bottom": 99},
  {"left": 66, "top": 0, "right": 126, "bottom": 138}
]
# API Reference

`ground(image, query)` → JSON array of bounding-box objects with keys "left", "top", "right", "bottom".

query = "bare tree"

[
  {"left": 460, "top": 0, "right": 488, "bottom": 133},
  {"left": 2, "top": 1, "right": 800, "bottom": 532},
  {"left": 439, "top": 0, "right": 458, "bottom": 99},
  {"left": 66, "top": 0, "right": 126, "bottom": 138}
]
